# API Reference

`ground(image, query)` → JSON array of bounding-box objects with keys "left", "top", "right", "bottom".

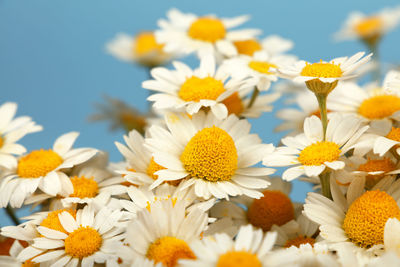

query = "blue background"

[{"left": 1, "top": 0, "right": 400, "bottom": 226}]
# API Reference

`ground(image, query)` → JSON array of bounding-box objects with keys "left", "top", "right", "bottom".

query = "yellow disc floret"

[
  {"left": 70, "top": 176, "right": 99, "bottom": 199},
  {"left": 358, "top": 95, "right": 400, "bottom": 119},
  {"left": 179, "top": 76, "right": 225, "bottom": 102},
  {"left": 17, "top": 149, "right": 63, "bottom": 178},
  {"left": 181, "top": 126, "right": 238, "bottom": 182},
  {"left": 248, "top": 61, "right": 277, "bottom": 75},
  {"left": 0, "top": 136, "right": 4, "bottom": 149},
  {"left": 188, "top": 17, "right": 226, "bottom": 43},
  {"left": 387, "top": 127, "right": 400, "bottom": 142},
  {"left": 298, "top": 141, "right": 341, "bottom": 166},
  {"left": 358, "top": 158, "right": 396, "bottom": 188},
  {"left": 233, "top": 39, "right": 262, "bottom": 56},
  {"left": 300, "top": 61, "right": 343, "bottom": 78},
  {"left": 134, "top": 32, "right": 164, "bottom": 56},
  {"left": 65, "top": 226, "right": 102, "bottom": 259},
  {"left": 222, "top": 92, "right": 244, "bottom": 116},
  {"left": 284, "top": 235, "right": 315, "bottom": 248},
  {"left": 22, "top": 259, "right": 39, "bottom": 267},
  {"left": 343, "top": 190, "right": 400, "bottom": 248},
  {"left": 355, "top": 16, "right": 383, "bottom": 38},
  {"left": 217, "top": 251, "right": 261, "bottom": 267},
  {"left": 40, "top": 209, "right": 77, "bottom": 234},
  {"left": 147, "top": 157, "right": 166, "bottom": 180},
  {"left": 247, "top": 190, "right": 294, "bottom": 232},
  {"left": 146, "top": 236, "right": 196, "bottom": 267}
]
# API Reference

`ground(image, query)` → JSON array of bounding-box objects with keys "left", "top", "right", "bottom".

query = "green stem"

[
  {"left": 315, "top": 93, "right": 328, "bottom": 141},
  {"left": 5, "top": 206, "right": 20, "bottom": 225},
  {"left": 367, "top": 42, "right": 381, "bottom": 83},
  {"left": 247, "top": 87, "right": 259, "bottom": 109},
  {"left": 319, "top": 172, "right": 332, "bottom": 199}
]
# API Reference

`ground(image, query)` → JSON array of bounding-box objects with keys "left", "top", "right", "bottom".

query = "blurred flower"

[{"left": 233, "top": 35, "right": 294, "bottom": 57}]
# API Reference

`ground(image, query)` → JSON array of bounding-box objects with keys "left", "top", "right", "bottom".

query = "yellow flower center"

[
  {"left": 343, "top": 190, "right": 400, "bottom": 248},
  {"left": 284, "top": 235, "right": 316, "bottom": 248},
  {"left": 248, "top": 61, "right": 277, "bottom": 75},
  {"left": 300, "top": 61, "right": 343, "bottom": 78},
  {"left": 134, "top": 32, "right": 164, "bottom": 56},
  {"left": 222, "top": 92, "right": 244, "bottom": 116},
  {"left": 217, "top": 251, "right": 261, "bottom": 267},
  {"left": 146, "top": 236, "right": 196, "bottom": 267},
  {"left": 298, "top": 141, "right": 341, "bottom": 166},
  {"left": 233, "top": 39, "right": 262, "bottom": 56},
  {"left": 17, "top": 149, "right": 63, "bottom": 178},
  {"left": 180, "top": 126, "right": 238, "bottom": 182},
  {"left": 40, "top": 209, "right": 77, "bottom": 234},
  {"left": 65, "top": 226, "right": 102, "bottom": 259},
  {"left": 147, "top": 157, "right": 166, "bottom": 180},
  {"left": 70, "top": 176, "right": 99, "bottom": 199},
  {"left": 178, "top": 76, "right": 225, "bottom": 102},
  {"left": 358, "top": 95, "right": 400, "bottom": 119},
  {"left": 188, "top": 17, "right": 226, "bottom": 43},
  {"left": 355, "top": 16, "right": 383, "bottom": 38},
  {"left": 358, "top": 158, "right": 396, "bottom": 188},
  {"left": 22, "top": 259, "right": 39, "bottom": 267},
  {"left": 247, "top": 190, "right": 294, "bottom": 232},
  {"left": 119, "top": 111, "right": 147, "bottom": 134},
  {"left": 387, "top": 127, "right": 400, "bottom": 142},
  {"left": 0, "top": 136, "right": 4, "bottom": 149}
]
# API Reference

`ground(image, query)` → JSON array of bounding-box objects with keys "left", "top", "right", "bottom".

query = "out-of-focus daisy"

[
  {"left": 106, "top": 31, "right": 172, "bottom": 67},
  {"left": 0, "top": 132, "right": 97, "bottom": 208},
  {"left": 279, "top": 52, "right": 372, "bottom": 95},
  {"left": 335, "top": 6, "right": 400, "bottom": 45},
  {"left": 156, "top": 8, "right": 260, "bottom": 58},
  {"left": 125, "top": 199, "right": 207, "bottom": 267},
  {"left": 304, "top": 175, "right": 400, "bottom": 255},
  {"left": 0, "top": 102, "right": 42, "bottom": 170},
  {"left": 145, "top": 112, "right": 275, "bottom": 200},
  {"left": 143, "top": 54, "right": 251, "bottom": 119},
  {"left": 222, "top": 51, "right": 296, "bottom": 91},
  {"left": 18, "top": 205, "right": 124, "bottom": 267},
  {"left": 233, "top": 35, "right": 294, "bottom": 57},
  {"left": 180, "top": 224, "right": 277, "bottom": 267},
  {"left": 0, "top": 239, "right": 35, "bottom": 267},
  {"left": 263, "top": 114, "right": 369, "bottom": 181}
]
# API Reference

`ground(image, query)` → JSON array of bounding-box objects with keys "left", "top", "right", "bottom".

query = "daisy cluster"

[{"left": 2, "top": 5, "right": 400, "bottom": 267}]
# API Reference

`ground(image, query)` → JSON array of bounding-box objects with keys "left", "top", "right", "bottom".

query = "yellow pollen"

[
  {"left": 65, "top": 226, "right": 102, "bottom": 259},
  {"left": 147, "top": 157, "right": 166, "bottom": 180},
  {"left": 181, "top": 126, "right": 237, "bottom": 182},
  {"left": 387, "top": 127, "right": 400, "bottom": 142},
  {"left": 248, "top": 61, "right": 277, "bottom": 75},
  {"left": 222, "top": 92, "right": 244, "bottom": 116},
  {"left": 343, "top": 190, "right": 400, "bottom": 248},
  {"left": 178, "top": 76, "right": 225, "bottom": 102},
  {"left": 134, "top": 32, "right": 164, "bottom": 56},
  {"left": 233, "top": 39, "right": 262, "bottom": 56},
  {"left": 298, "top": 141, "right": 341, "bottom": 166},
  {"left": 40, "top": 209, "right": 77, "bottom": 234},
  {"left": 17, "top": 149, "right": 63, "bottom": 178},
  {"left": 188, "top": 17, "right": 226, "bottom": 42},
  {"left": 217, "top": 251, "right": 261, "bottom": 267},
  {"left": 70, "top": 176, "right": 99, "bottom": 199},
  {"left": 0, "top": 136, "right": 4, "bottom": 148},
  {"left": 284, "top": 235, "right": 315, "bottom": 248},
  {"left": 355, "top": 16, "right": 383, "bottom": 38},
  {"left": 300, "top": 61, "right": 342, "bottom": 78},
  {"left": 247, "top": 190, "right": 294, "bottom": 232},
  {"left": 146, "top": 236, "right": 196, "bottom": 267},
  {"left": 358, "top": 95, "right": 400, "bottom": 119}
]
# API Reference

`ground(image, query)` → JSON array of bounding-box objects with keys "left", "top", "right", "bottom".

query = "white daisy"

[
  {"left": 106, "top": 31, "right": 173, "bottom": 67},
  {"left": 143, "top": 54, "right": 251, "bottom": 119},
  {"left": 125, "top": 199, "right": 207, "bottom": 267},
  {"left": 384, "top": 218, "right": 400, "bottom": 257},
  {"left": 263, "top": 113, "right": 369, "bottom": 181},
  {"left": 0, "top": 132, "right": 97, "bottom": 208},
  {"left": 180, "top": 224, "right": 277, "bottom": 267},
  {"left": 0, "top": 239, "right": 32, "bottom": 267},
  {"left": 0, "top": 102, "right": 42, "bottom": 170},
  {"left": 17, "top": 205, "right": 124, "bottom": 267},
  {"left": 155, "top": 8, "right": 261, "bottom": 58},
  {"left": 232, "top": 34, "right": 293, "bottom": 57},
  {"left": 304, "top": 175, "right": 400, "bottom": 255},
  {"left": 145, "top": 111, "right": 275, "bottom": 200}
]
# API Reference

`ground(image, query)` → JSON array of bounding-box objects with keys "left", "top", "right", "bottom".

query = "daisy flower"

[
  {"left": 145, "top": 111, "right": 275, "bottom": 200},
  {"left": 0, "top": 239, "right": 33, "bottom": 267},
  {"left": 263, "top": 114, "right": 369, "bottom": 181},
  {"left": 304, "top": 175, "right": 400, "bottom": 255},
  {"left": 279, "top": 52, "right": 372, "bottom": 95},
  {"left": 233, "top": 35, "right": 294, "bottom": 57},
  {"left": 124, "top": 199, "right": 208, "bottom": 267},
  {"left": 0, "top": 132, "right": 98, "bottom": 208},
  {"left": 0, "top": 102, "right": 42, "bottom": 169},
  {"left": 180, "top": 224, "right": 277, "bottom": 267},
  {"left": 143, "top": 54, "right": 251, "bottom": 120},
  {"left": 155, "top": 8, "right": 261, "bottom": 58},
  {"left": 17, "top": 205, "right": 124, "bottom": 267},
  {"left": 106, "top": 31, "right": 173, "bottom": 67}
]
